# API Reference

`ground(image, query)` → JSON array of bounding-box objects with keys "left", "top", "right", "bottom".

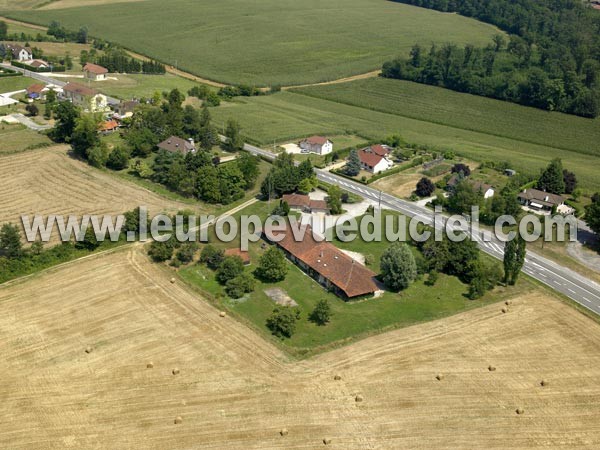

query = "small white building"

[
  {"left": 299, "top": 136, "right": 333, "bottom": 155},
  {"left": 471, "top": 180, "right": 495, "bottom": 199},
  {"left": 83, "top": 63, "right": 108, "bottom": 81},
  {"left": 358, "top": 148, "right": 393, "bottom": 174}
]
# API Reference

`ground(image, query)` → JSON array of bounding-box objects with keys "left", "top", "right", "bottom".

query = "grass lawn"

[
  {"left": 178, "top": 204, "right": 526, "bottom": 356},
  {"left": 0, "top": 124, "right": 51, "bottom": 154},
  {"left": 0, "top": 75, "right": 36, "bottom": 93},
  {"left": 6, "top": 0, "right": 501, "bottom": 86},
  {"left": 211, "top": 85, "right": 600, "bottom": 191}
]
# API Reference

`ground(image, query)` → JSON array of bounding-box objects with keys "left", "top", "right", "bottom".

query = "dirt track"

[{"left": 1, "top": 247, "right": 599, "bottom": 449}]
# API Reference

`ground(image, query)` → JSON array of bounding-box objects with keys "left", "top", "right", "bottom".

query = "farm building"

[
  {"left": 62, "top": 82, "right": 108, "bottom": 113},
  {"left": 299, "top": 136, "right": 333, "bottom": 155},
  {"left": 98, "top": 120, "right": 120, "bottom": 134},
  {"left": 157, "top": 136, "right": 196, "bottom": 155},
  {"left": 26, "top": 84, "right": 46, "bottom": 100},
  {"left": 282, "top": 193, "right": 330, "bottom": 214},
  {"left": 265, "top": 224, "right": 379, "bottom": 299},
  {"left": 83, "top": 63, "right": 109, "bottom": 81},
  {"left": 358, "top": 148, "right": 393, "bottom": 174}
]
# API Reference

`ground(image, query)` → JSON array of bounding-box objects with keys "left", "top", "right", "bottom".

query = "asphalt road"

[{"left": 241, "top": 141, "right": 600, "bottom": 316}]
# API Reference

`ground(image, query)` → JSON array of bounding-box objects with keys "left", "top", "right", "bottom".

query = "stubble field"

[{"left": 0, "top": 246, "right": 599, "bottom": 449}]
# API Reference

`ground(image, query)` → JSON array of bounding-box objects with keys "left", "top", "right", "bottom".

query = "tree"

[
  {"left": 44, "top": 89, "right": 57, "bottom": 119},
  {"left": 225, "top": 119, "right": 243, "bottom": 152},
  {"left": 297, "top": 178, "right": 314, "bottom": 194},
  {"left": 216, "top": 255, "right": 245, "bottom": 284},
  {"left": 200, "top": 244, "right": 224, "bottom": 269},
  {"left": 148, "top": 240, "right": 175, "bottom": 262},
  {"left": 327, "top": 185, "right": 343, "bottom": 215},
  {"left": 225, "top": 272, "right": 255, "bottom": 298},
  {"left": 503, "top": 235, "right": 526, "bottom": 285},
  {"left": 309, "top": 299, "right": 331, "bottom": 326},
  {"left": 0, "top": 223, "right": 22, "bottom": 258},
  {"left": 266, "top": 306, "right": 300, "bottom": 338},
  {"left": 585, "top": 196, "right": 600, "bottom": 237},
  {"left": 86, "top": 143, "right": 110, "bottom": 168},
  {"left": 71, "top": 114, "right": 101, "bottom": 159},
  {"left": 75, "top": 227, "right": 100, "bottom": 251},
  {"left": 415, "top": 177, "right": 435, "bottom": 197},
  {"left": 447, "top": 180, "right": 482, "bottom": 214},
  {"left": 451, "top": 163, "right": 471, "bottom": 177},
  {"left": 0, "top": 21, "right": 7, "bottom": 41},
  {"left": 537, "top": 158, "right": 565, "bottom": 194},
  {"left": 236, "top": 151, "right": 260, "bottom": 188},
  {"left": 25, "top": 103, "right": 39, "bottom": 117},
  {"left": 380, "top": 243, "right": 417, "bottom": 291},
  {"left": 51, "top": 101, "right": 79, "bottom": 142},
  {"left": 256, "top": 246, "right": 288, "bottom": 282},
  {"left": 563, "top": 169, "right": 577, "bottom": 195},
  {"left": 76, "top": 26, "right": 88, "bottom": 44},
  {"left": 176, "top": 242, "right": 198, "bottom": 263},
  {"left": 492, "top": 34, "right": 505, "bottom": 52},
  {"left": 106, "top": 147, "right": 130, "bottom": 170},
  {"left": 345, "top": 149, "right": 361, "bottom": 176}
]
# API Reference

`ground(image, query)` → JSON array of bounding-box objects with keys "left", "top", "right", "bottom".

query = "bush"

[
  {"left": 255, "top": 246, "right": 288, "bottom": 282},
  {"left": 425, "top": 270, "right": 438, "bottom": 286},
  {"left": 148, "top": 239, "right": 175, "bottom": 262},
  {"left": 216, "top": 255, "right": 245, "bottom": 284},
  {"left": 200, "top": 244, "right": 224, "bottom": 269},
  {"left": 415, "top": 177, "right": 436, "bottom": 197},
  {"left": 176, "top": 242, "right": 198, "bottom": 263},
  {"left": 106, "top": 147, "right": 130, "bottom": 170},
  {"left": 225, "top": 272, "right": 256, "bottom": 298},
  {"left": 380, "top": 243, "right": 417, "bottom": 291},
  {"left": 266, "top": 306, "right": 300, "bottom": 338},
  {"left": 309, "top": 299, "right": 331, "bottom": 326}
]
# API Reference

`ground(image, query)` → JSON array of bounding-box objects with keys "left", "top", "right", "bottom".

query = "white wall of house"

[
  {"left": 18, "top": 49, "right": 32, "bottom": 61},
  {"left": 299, "top": 140, "right": 333, "bottom": 155},
  {"left": 362, "top": 158, "right": 393, "bottom": 174},
  {"left": 483, "top": 189, "right": 495, "bottom": 199}
]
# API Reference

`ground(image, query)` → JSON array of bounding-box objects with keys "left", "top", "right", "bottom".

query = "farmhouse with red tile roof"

[
  {"left": 83, "top": 63, "right": 109, "bottom": 81},
  {"left": 358, "top": 147, "right": 393, "bottom": 174}
]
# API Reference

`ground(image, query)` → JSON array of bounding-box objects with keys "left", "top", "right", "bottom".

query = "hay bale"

[
  {"left": 85, "top": 346, "right": 93, "bottom": 354},
  {"left": 355, "top": 394, "right": 364, "bottom": 403},
  {"left": 540, "top": 380, "right": 548, "bottom": 387},
  {"left": 436, "top": 374, "right": 443, "bottom": 381},
  {"left": 146, "top": 362, "right": 154, "bottom": 369},
  {"left": 219, "top": 311, "right": 226, "bottom": 318},
  {"left": 333, "top": 375, "right": 342, "bottom": 381},
  {"left": 280, "top": 428, "right": 288, "bottom": 436},
  {"left": 505, "top": 300, "right": 512, "bottom": 306},
  {"left": 516, "top": 408, "right": 524, "bottom": 415},
  {"left": 501, "top": 307, "right": 508, "bottom": 314},
  {"left": 174, "top": 416, "right": 183, "bottom": 424},
  {"left": 323, "top": 438, "right": 332, "bottom": 445},
  {"left": 172, "top": 368, "right": 180, "bottom": 375},
  {"left": 170, "top": 277, "right": 176, "bottom": 284},
  {"left": 488, "top": 365, "right": 496, "bottom": 372}
]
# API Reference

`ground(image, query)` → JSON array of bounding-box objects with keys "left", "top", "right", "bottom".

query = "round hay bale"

[
  {"left": 85, "top": 346, "right": 93, "bottom": 354},
  {"left": 280, "top": 428, "right": 288, "bottom": 436},
  {"left": 219, "top": 311, "right": 226, "bottom": 318},
  {"left": 146, "top": 362, "right": 154, "bottom": 369},
  {"left": 323, "top": 438, "right": 332, "bottom": 445},
  {"left": 540, "top": 380, "right": 548, "bottom": 387},
  {"left": 172, "top": 368, "right": 180, "bottom": 375},
  {"left": 436, "top": 374, "right": 443, "bottom": 381},
  {"left": 516, "top": 408, "right": 524, "bottom": 415},
  {"left": 505, "top": 300, "right": 512, "bottom": 306},
  {"left": 333, "top": 375, "right": 342, "bottom": 381},
  {"left": 174, "top": 416, "right": 183, "bottom": 424},
  {"left": 501, "top": 307, "right": 508, "bottom": 314},
  {"left": 355, "top": 394, "right": 364, "bottom": 403},
  {"left": 170, "top": 277, "right": 176, "bottom": 284},
  {"left": 488, "top": 365, "right": 496, "bottom": 372}
]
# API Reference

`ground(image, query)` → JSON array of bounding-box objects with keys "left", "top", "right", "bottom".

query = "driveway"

[{"left": 8, "top": 113, "right": 52, "bottom": 131}]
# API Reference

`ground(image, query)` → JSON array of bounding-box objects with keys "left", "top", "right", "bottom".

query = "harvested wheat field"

[
  {"left": 1, "top": 247, "right": 600, "bottom": 449},
  {"left": 0, "top": 145, "right": 194, "bottom": 229}
]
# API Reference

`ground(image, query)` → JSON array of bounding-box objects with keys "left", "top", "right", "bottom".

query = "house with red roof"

[
  {"left": 282, "top": 193, "right": 330, "bottom": 214},
  {"left": 83, "top": 63, "right": 109, "bottom": 81},
  {"left": 299, "top": 136, "right": 333, "bottom": 155},
  {"left": 358, "top": 147, "right": 393, "bottom": 174},
  {"left": 265, "top": 224, "right": 379, "bottom": 299}
]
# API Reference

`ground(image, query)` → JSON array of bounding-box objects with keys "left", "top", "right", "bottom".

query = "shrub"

[
  {"left": 215, "top": 255, "right": 244, "bottom": 284},
  {"left": 225, "top": 272, "right": 255, "bottom": 298},
  {"left": 266, "top": 306, "right": 300, "bottom": 338},
  {"left": 200, "top": 244, "right": 224, "bottom": 269},
  {"left": 256, "top": 246, "right": 288, "bottom": 282},
  {"left": 309, "top": 299, "right": 331, "bottom": 326}
]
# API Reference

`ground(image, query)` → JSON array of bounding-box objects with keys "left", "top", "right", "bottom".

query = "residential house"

[
  {"left": 1, "top": 43, "right": 32, "bottom": 61},
  {"left": 358, "top": 148, "right": 393, "bottom": 174},
  {"left": 62, "top": 82, "right": 108, "bottom": 113},
  {"left": 518, "top": 188, "right": 571, "bottom": 215},
  {"left": 83, "top": 63, "right": 108, "bottom": 81},
  {"left": 98, "top": 119, "right": 120, "bottom": 134},
  {"left": 113, "top": 99, "right": 139, "bottom": 118},
  {"left": 26, "top": 83, "right": 46, "bottom": 100},
  {"left": 264, "top": 224, "right": 379, "bottom": 299},
  {"left": 157, "top": 136, "right": 196, "bottom": 155},
  {"left": 224, "top": 248, "right": 251, "bottom": 266},
  {"left": 471, "top": 180, "right": 495, "bottom": 199},
  {"left": 299, "top": 136, "right": 333, "bottom": 155},
  {"left": 26, "top": 59, "right": 51, "bottom": 69},
  {"left": 361, "top": 144, "right": 392, "bottom": 157},
  {"left": 282, "top": 193, "right": 331, "bottom": 214}
]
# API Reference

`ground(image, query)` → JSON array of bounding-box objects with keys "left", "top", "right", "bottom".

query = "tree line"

[
  {"left": 81, "top": 48, "right": 165, "bottom": 74},
  {"left": 384, "top": 0, "right": 600, "bottom": 117}
]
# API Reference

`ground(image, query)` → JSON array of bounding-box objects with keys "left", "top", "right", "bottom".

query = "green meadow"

[{"left": 5, "top": 0, "right": 501, "bottom": 86}]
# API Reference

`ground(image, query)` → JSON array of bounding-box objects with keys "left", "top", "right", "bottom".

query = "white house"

[
  {"left": 83, "top": 63, "right": 108, "bottom": 81},
  {"left": 2, "top": 43, "right": 32, "bottom": 61},
  {"left": 62, "top": 82, "right": 108, "bottom": 113},
  {"left": 358, "top": 149, "right": 393, "bottom": 174},
  {"left": 471, "top": 180, "right": 495, "bottom": 199},
  {"left": 299, "top": 136, "right": 333, "bottom": 155}
]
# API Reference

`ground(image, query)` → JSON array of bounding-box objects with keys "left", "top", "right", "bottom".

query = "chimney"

[
  {"left": 545, "top": 196, "right": 549, "bottom": 202},
  {"left": 320, "top": 250, "right": 323, "bottom": 258}
]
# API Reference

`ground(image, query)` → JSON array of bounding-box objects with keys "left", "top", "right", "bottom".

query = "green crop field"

[
  {"left": 5, "top": 0, "right": 501, "bottom": 86},
  {"left": 210, "top": 80, "right": 600, "bottom": 190}
]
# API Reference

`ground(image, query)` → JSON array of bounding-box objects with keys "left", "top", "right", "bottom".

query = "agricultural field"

[
  {"left": 211, "top": 84, "right": 600, "bottom": 190},
  {"left": 1, "top": 246, "right": 599, "bottom": 448},
  {"left": 0, "top": 125, "right": 51, "bottom": 154},
  {"left": 0, "top": 145, "right": 195, "bottom": 229},
  {"left": 5, "top": 0, "right": 502, "bottom": 86}
]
